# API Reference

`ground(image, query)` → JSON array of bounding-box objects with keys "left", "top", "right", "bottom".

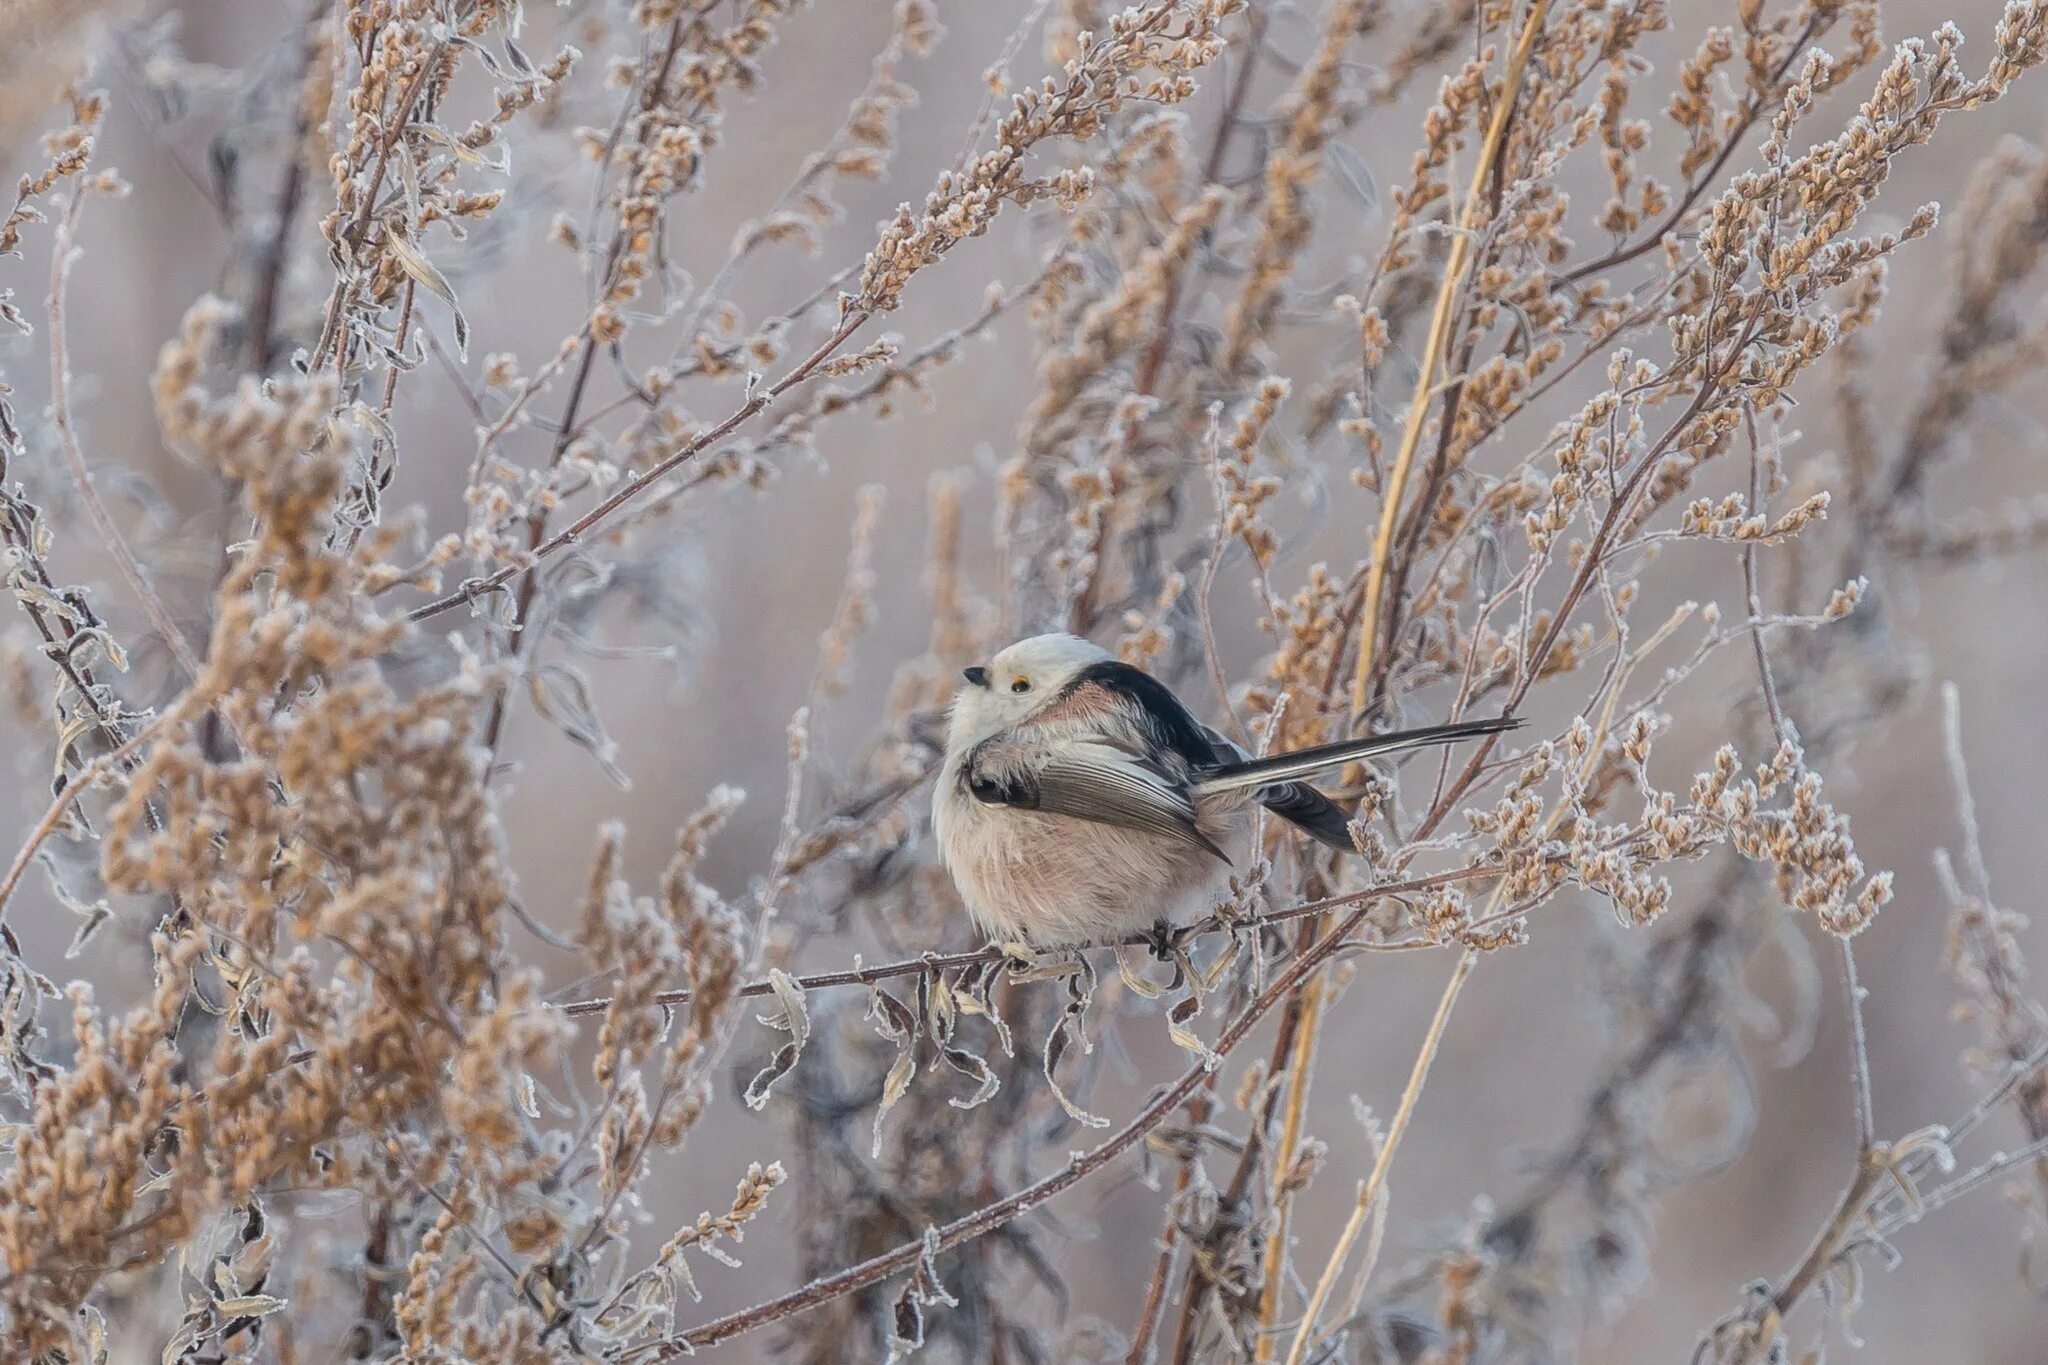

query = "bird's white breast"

[{"left": 935, "top": 757, "right": 1248, "bottom": 947}]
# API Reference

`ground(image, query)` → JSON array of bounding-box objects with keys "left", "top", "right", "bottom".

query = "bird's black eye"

[{"left": 1010, "top": 676, "right": 1031, "bottom": 694}]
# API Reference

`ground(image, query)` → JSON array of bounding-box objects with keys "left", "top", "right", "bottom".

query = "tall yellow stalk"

[
  {"left": 1260, "top": 9, "right": 1552, "bottom": 1357},
  {"left": 1350, "top": 0, "right": 1554, "bottom": 718}
]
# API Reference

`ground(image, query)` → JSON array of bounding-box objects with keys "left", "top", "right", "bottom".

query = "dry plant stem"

[
  {"left": 1937, "top": 682, "right": 2048, "bottom": 1195},
  {"left": 476, "top": 26, "right": 694, "bottom": 754},
  {"left": 48, "top": 189, "right": 202, "bottom": 684},
  {"left": 550, "top": 863, "right": 1507, "bottom": 1018},
  {"left": 1744, "top": 411, "right": 1878, "bottom": 1153},
  {"left": 477, "top": 334, "right": 603, "bottom": 757},
  {"left": 1251, "top": 960, "right": 1325, "bottom": 1357},
  {"left": 17, "top": 1, "right": 2048, "bottom": 1355},
  {"left": 1132, "top": 7, "right": 1264, "bottom": 400},
  {"left": 1728, "top": 1148, "right": 1888, "bottom": 1365},
  {"left": 406, "top": 313, "right": 869, "bottom": 624},
  {"left": 1840, "top": 937, "right": 1877, "bottom": 1153},
  {"left": 308, "top": 44, "right": 443, "bottom": 371},
  {"left": 1941, "top": 683, "right": 1999, "bottom": 910},
  {"left": 1348, "top": 0, "right": 1550, "bottom": 720},
  {"left": 1561, "top": 12, "right": 1826, "bottom": 288},
  {"left": 376, "top": 278, "right": 416, "bottom": 418},
  {"left": 0, "top": 726, "right": 152, "bottom": 921},
  {"left": 1281, "top": 947, "right": 1478, "bottom": 1365},
  {"left": 1127, "top": 1089, "right": 1212, "bottom": 1364},
  {"left": 1900, "top": 1133, "right": 2048, "bottom": 1225},
  {"left": 243, "top": 11, "right": 321, "bottom": 375},
  {"left": 1724, "top": 550, "right": 1885, "bottom": 1365},
  {"left": 1243, "top": 10, "right": 1552, "bottom": 1303},
  {"left": 1742, "top": 413, "right": 1791, "bottom": 745},
  {"left": 646, "top": 896, "right": 1394, "bottom": 1357},
  {"left": 1175, "top": 922, "right": 1326, "bottom": 1365},
  {"left": 1418, "top": 373, "right": 1723, "bottom": 845}
]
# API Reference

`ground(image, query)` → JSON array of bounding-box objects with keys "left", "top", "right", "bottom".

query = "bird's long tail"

[{"left": 1192, "top": 715, "right": 1521, "bottom": 796}]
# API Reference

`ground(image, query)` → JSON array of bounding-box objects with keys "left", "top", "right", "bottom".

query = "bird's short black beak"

[{"left": 963, "top": 666, "right": 990, "bottom": 688}]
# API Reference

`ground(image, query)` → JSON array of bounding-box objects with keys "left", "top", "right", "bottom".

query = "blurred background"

[{"left": 4, "top": 0, "right": 2047, "bottom": 1359}]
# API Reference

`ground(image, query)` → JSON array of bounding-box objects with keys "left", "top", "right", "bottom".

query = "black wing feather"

[
  {"left": 1064, "top": 660, "right": 1221, "bottom": 769},
  {"left": 1023, "top": 662, "right": 1510, "bottom": 859},
  {"left": 1195, "top": 716, "right": 1521, "bottom": 794},
  {"left": 1224, "top": 718, "right": 1522, "bottom": 853},
  {"left": 1254, "top": 782, "right": 1359, "bottom": 852}
]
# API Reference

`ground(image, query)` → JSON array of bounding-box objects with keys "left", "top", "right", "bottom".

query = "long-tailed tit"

[{"left": 935, "top": 633, "right": 1518, "bottom": 948}]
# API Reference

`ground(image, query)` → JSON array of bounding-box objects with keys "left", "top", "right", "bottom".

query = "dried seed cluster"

[{"left": 6, "top": 1, "right": 2048, "bottom": 1361}]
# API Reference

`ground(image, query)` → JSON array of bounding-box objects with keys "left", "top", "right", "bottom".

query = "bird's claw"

[{"left": 1147, "top": 920, "right": 1177, "bottom": 962}]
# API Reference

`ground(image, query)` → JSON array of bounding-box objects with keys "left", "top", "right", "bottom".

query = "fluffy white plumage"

[
  {"left": 934, "top": 633, "right": 1516, "bottom": 947},
  {"left": 936, "top": 635, "right": 1239, "bottom": 945}
]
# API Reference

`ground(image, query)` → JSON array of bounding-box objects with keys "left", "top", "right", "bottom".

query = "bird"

[{"left": 934, "top": 632, "right": 1520, "bottom": 949}]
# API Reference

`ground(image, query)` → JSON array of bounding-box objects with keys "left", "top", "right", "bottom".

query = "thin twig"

[
  {"left": 1840, "top": 938, "right": 1877, "bottom": 1155},
  {"left": 1125, "top": 1088, "right": 1207, "bottom": 1365},
  {"left": 0, "top": 725, "right": 154, "bottom": 922},
  {"left": 638, "top": 892, "right": 1398, "bottom": 1358},
  {"left": 1940, "top": 681, "right": 2000, "bottom": 908},
  {"left": 1251, "top": 963, "right": 1326, "bottom": 1357},
  {"left": 1742, "top": 412, "right": 1791, "bottom": 746},
  {"left": 48, "top": 188, "right": 203, "bottom": 685},
  {"left": 1872, "top": 1132, "right": 2048, "bottom": 1237},
  {"left": 1560, "top": 13, "right": 1828, "bottom": 287},
  {"left": 1281, "top": 947, "right": 1478, "bottom": 1365},
  {"left": 308, "top": 43, "right": 445, "bottom": 370},
  {"left": 406, "top": 312, "right": 870, "bottom": 624},
  {"left": 549, "top": 863, "right": 1510, "bottom": 1018},
  {"left": 1725, "top": 1149, "right": 1886, "bottom": 1365}
]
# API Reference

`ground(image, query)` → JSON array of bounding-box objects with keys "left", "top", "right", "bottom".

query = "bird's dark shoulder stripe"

[{"left": 1063, "top": 660, "right": 1219, "bottom": 767}]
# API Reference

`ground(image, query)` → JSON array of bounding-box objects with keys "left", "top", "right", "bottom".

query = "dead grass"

[{"left": 5, "top": 1, "right": 2048, "bottom": 1361}]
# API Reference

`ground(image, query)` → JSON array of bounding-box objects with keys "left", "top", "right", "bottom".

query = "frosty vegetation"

[{"left": 5, "top": 1, "right": 2048, "bottom": 1361}]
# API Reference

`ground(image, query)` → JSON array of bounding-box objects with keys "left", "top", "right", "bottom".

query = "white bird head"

[{"left": 947, "top": 632, "right": 1112, "bottom": 747}]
